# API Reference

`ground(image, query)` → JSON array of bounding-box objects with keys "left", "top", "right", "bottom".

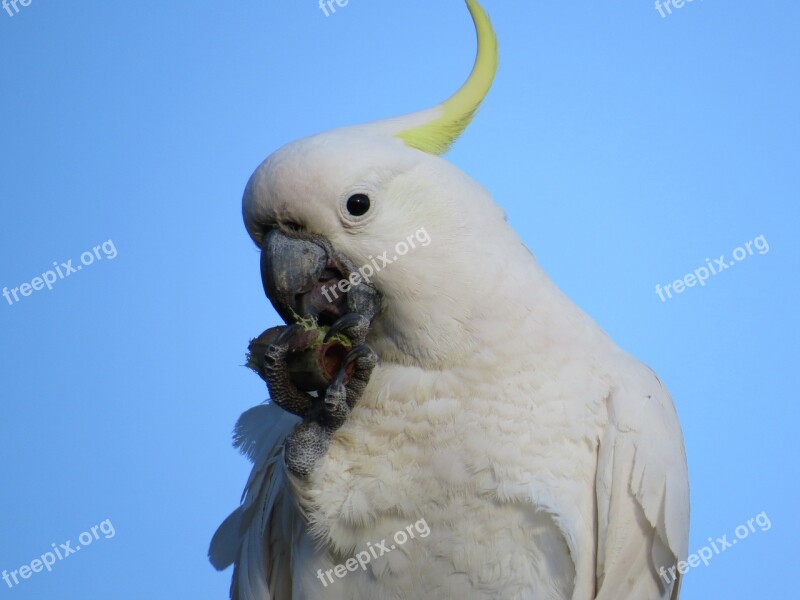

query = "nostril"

[
  {"left": 319, "top": 268, "right": 343, "bottom": 282},
  {"left": 283, "top": 222, "right": 304, "bottom": 233}
]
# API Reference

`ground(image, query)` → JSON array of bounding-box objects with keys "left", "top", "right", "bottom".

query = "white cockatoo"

[{"left": 210, "top": 1, "right": 690, "bottom": 599}]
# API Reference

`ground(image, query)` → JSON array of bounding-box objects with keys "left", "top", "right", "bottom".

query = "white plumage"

[{"left": 210, "top": 2, "right": 689, "bottom": 598}]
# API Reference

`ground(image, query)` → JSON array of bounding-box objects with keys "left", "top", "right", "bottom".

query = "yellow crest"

[{"left": 396, "top": 0, "right": 498, "bottom": 155}]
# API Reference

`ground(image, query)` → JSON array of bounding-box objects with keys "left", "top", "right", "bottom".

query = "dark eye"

[{"left": 346, "top": 194, "right": 371, "bottom": 217}]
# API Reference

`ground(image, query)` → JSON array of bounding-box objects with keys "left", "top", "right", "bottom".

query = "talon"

[
  {"left": 331, "top": 365, "right": 350, "bottom": 389},
  {"left": 272, "top": 324, "right": 304, "bottom": 348},
  {"left": 343, "top": 344, "right": 375, "bottom": 366},
  {"left": 324, "top": 313, "right": 370, "bottom": 344},
  {"left": 328, "top": 344, "right": 372, "bottom": 388}
]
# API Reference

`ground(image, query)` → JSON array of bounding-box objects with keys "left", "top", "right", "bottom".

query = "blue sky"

[{"left": 0, "top": 1, "right": 797, "bottom": 598}]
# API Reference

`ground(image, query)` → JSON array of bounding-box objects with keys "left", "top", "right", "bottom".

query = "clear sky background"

[{"left": 0, "top": 1, "right": 797, "bottom": 598}]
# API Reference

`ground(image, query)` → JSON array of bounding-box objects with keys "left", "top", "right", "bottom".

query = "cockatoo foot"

[
  {"left": 285, "top": 342, "right": 377, "bottom": 478},
  {"left": 263, "top": 314, "right": 377, "bottom": 478}
]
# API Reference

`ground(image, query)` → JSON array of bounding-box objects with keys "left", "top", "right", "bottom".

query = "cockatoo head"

[{"left": 243, "top": 0, "right": 516, "bottom": 365}]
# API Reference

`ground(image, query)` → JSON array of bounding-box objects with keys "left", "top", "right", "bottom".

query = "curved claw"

[
  {"left": 343, "top": 344, "right": 376, "bottom": 365},
  {"left": 264, "top": 324, "right": 307, "bottom": 369},
  {"left": 324, "top": 313, "right": 370, "bottom": 343},
  {"left": 273, "top": 323, "right": 304, "bottom": 347},
  {"left": 330, "top": 344, "right": 377, "bottom": 388},
  {"left": 331, "top": 363, "right": 350, "bottom": 389}
]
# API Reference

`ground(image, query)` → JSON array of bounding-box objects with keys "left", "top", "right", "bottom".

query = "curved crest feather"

[{"left": 395, "top": 0, "right": 498, "bottom": 154}]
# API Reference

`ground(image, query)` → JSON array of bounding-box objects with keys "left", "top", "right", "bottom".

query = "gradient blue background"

[{"left": 1, "top": 1, "right": 797, "bottom": 598}]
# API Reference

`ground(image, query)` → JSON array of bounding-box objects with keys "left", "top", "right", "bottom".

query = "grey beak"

[{"left": 260, "top": 228, "right": 382, "bottom": 326}]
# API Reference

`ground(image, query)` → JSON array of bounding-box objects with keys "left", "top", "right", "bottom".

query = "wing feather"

[
  {"left": 209, "top": 402, "right": 302, "bottom": 600},
  {"left": 595, "top": 365, "right": 689, "bottom": 600}
]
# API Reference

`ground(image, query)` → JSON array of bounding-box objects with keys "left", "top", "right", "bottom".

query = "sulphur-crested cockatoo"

[{"left": 209, "top": 1, "right": 689, "bottom": 598}]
